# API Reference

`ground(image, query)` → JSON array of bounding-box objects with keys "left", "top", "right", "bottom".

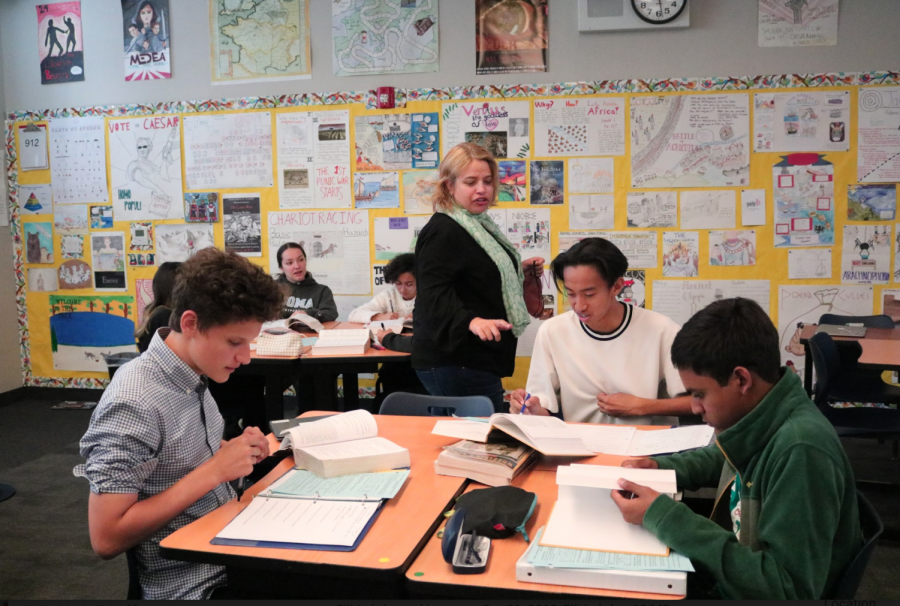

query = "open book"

[
  {"left": 260, "top": 312, "right": 324, "bottom": 335},
  {"left": 541, "top": 464, "right": 677, "bottom": 557},
  {"left": 432, "top": 414, "right": 594, "bottom": 456},
  {"left": 570, "top": 424, "right": 715, "bottom": 456},
  {"left": 280, "top": 410, "right": 410, "bottom": 478}
]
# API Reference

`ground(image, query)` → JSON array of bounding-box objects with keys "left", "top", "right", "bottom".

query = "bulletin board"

[{"left": 5, "top": 70, "right": 900, "bottom": 391}]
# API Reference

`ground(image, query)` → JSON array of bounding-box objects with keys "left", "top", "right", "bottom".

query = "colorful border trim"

[{"left": 6, "top": 71, "right": 900, "bottom": 388}]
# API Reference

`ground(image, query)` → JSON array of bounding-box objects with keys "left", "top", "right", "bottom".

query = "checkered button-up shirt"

[{"left": 74, "top": 328, "right": 234, "bottom": 600}]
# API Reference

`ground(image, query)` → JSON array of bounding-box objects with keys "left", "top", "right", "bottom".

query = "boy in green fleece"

[{"left": 612, "top": 297, "right": 862, "bottom": 599}]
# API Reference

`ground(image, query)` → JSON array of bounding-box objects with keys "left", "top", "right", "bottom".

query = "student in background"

[
  {"left": 275, "top": 242, "right": 338, "bottom": 322},
  {"left": 75, "top": 249, "right": 284, "bottom": 599},
  {"left": 512, "top": 238, "right": 690, "bottom": 424},
  {"left": 134, "top": 261, "right": 181, "bottom": 353},
  {"left": 611, "top": 298, "right": 862, "bottom": 599},
  {"left": 414, "top": 142, "right": 543, "bottom": 413},
  {"left": 349, "top": 253, "right": 416, "bottom": 324}
]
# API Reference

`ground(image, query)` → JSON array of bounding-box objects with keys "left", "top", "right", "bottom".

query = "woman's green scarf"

[{"left": 439, "top": 205, "right": 530, "bottom": 338}]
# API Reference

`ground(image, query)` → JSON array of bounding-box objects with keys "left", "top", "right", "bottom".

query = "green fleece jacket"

[{"left": 643, "top": 370, "right": 862, "bottom": 599}]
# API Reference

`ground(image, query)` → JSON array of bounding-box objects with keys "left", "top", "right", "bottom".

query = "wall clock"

[{"left": 631, "top": 0, "right": 688, "bottom": 25}]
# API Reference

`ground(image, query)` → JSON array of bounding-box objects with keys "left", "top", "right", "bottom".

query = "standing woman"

[
  {"left": 134, "top": 261, "right": 181, "bottom": 353},
  {"left": 275, "top": 242, "right": 338, "bottom": 322},
  {"left": 414, "top": 143, "right": 544, "bottom": 412}
]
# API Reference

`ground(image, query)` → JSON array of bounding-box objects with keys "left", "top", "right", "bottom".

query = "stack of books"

[{"left": 434, "top": 439, "right": 535, "bottom": 486}]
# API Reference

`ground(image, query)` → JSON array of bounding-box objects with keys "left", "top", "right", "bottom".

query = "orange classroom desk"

[
  {"left": 798, "top": 324, "right": 900, "bottom": 394},
  {"left": 234, "top": 321, "right": 410, "bottom": 426},
  {"left": 159, "top": 413, "right": 466, "bottom": 599},
  {"left": 405, "top": 453, "right": 686, "bottom": 601}
]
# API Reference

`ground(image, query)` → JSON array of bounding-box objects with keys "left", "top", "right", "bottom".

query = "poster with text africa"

[{"left": 630, "top": 94, "right": 750, "bottom": 188}]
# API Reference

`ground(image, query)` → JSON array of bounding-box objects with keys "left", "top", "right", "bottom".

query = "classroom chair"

[
  {"left": 379, "top": 392, "right": 493, "bottom": 417},
  {"left": 830, "top": 490, "right": 884, "bottom": 599},
  {"left": 819, "top": 313, "right": 895, "bottom": 329}
]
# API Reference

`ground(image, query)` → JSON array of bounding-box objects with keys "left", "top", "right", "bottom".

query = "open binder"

[{"left": 211, "top": 468, "right": 409, "bottom": 552}]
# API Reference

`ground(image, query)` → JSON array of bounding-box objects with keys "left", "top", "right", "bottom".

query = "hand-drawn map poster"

[
  {"left": 332, "top": 0, "right": 439, "bottom": 76},
  {"left": 36, "top": 2, "right": 84, "bottom": 84},
  {"left": 49, "top": 295, "right": 137, "bottom": 372},
  {"left": 210, "top": 0, "right": 311, "bottom": 84},
  {"left": 630, "top": 94, "right": 750, "bottom": 188}
]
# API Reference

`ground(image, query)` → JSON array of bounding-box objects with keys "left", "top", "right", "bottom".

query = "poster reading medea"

[
  {"left": 121, "top": 0, "right": 171, "bottom": 80},
  {"left": 36, "top": 2, "right": 84, "bottom": 84}
]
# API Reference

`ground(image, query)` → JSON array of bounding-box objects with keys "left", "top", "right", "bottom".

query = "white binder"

[{"left": 515, "top": 538, "right": 687, "bottom": 597}]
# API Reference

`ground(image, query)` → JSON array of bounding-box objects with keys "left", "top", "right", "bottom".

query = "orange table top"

[
  {"left": 160, "top": 413, "right": 465, "bottom": 577},
  {"left": 405, "top": 444, "right": 686, "bottom": 600}
]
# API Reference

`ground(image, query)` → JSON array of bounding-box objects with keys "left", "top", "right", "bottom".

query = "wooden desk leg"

[
  {"left": 343, "top": 373, "right": 360, "bottom": 411},
  {"left": 804, "top": 347, "right": 813, "bottom": 395}
]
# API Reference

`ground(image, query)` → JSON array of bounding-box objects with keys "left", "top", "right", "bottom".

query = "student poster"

[
  {"left": 530, "top": 161, "right": 564, "bottom": 205},
  {"left": 653, "top": 280, "right": 770, "bottom": 326},
  {"left": 49, "top": 295, "right": 137, "bottom": 372},
  {"left": 268, "top": 210, "right": 370, "bottom": 294},
  {"left": 49, "top": 117, "right": 108, "bottom": 204},
  {"left": 709, "top": 230, "right": 757, "bottom": 266},
  {"left": 501, "top": 208, "right": 551, "bottom": 259},
  {"left": 276, "top": 110, "right": 351, "bottom": 209},
  {"left": 354, "top": 173, "right": 400, "bottom": 209},
  {"left": 858, "top": 89, "right": 900, "bottom": 183},
  {"left": 90, "top": 232, "right": 127, "bottom": 291},
  {"left": 631, "top": 94, "right": 750, "bottom": 188},
  {"left": 568, "top": 157, "right": 614, "bottom": 194},
  {"left": 121, "top": 0, "right": 170, "bottom": 81},
  {"left": 618, "top": 270, "right": 645, "bottom": 308},
  {"left": 36, "top": 2, "right": 84, "bottom": 84},
  {"left": 626, "top": 192, "right": 676, "bottom": 228},
  {"left": 136, "top": 278, "right": 154, "bottom": 328},
  {"left": 442, "top": 101, "right": 531, "bottom": 160},
  {"left": 223, "top": 195, "right": 262, "bottom": 257},
  {"left": 753, "top": 91, "right": 849, "bottom": 153},
  {"left": 475, "top": 0, "right": 548, "bottom": 75},
  {"left": 662, "top": 231, "right": 699, "bottom": 278},
  {"left": 882, "top": 289, "right": 900, "bottom": 325},
  {"left": 373, "top": 215, "right": 428, "bottom": 261},
  {"left": 129, "top": 222, "right": 154, "bottom": 251},
  {"left": 788, "top": 248, "right": 832, "bottom": 280},
  {"left": 758, "top": 0, "right": 839, "bottom": 47},
  {"left": 778, "top": 286, "right": 873, "bottom": 374},
  {"left": 90, "top": 206, "right": 113, "bottom": 229},
  {"left": 402, "top": 170, "right": 437, "bottom": 215},
  {"left": 534, "top": 98, "right": 625, "bottom": 157},
  {"left": 109, "top": 116, "right": 183, "bottom": 220},
  {"left": 558, "top": 231, "right": 658, "bottom": 269},
  {"left": 184, "top": 192, "right": 219, "bottom": 222},
  {"left": 28, "top": 268, "right": 59, "bottom": 292},
  {"left": 24, "top": 222, "right": 54, "bottom": 264},
  {"left": 60, "top": 234, "right": 84, "bottom": 259},
  {"left": 18, "top": 184, "right": 52, "bottom": 215},
  {"left": 355, "top": 113, "right": 439, "bottom": 171},
  {"left": 773, "top": 154, "right": 834, "bottom": 247},
  {"left": 53, "top": 204, "right": 87, "bottom": 234},
  {"left": 741, "top": 189, "right": 767, "bottom": 226},
  {"left": 841, "top": 225, "right": 891, "bottom": 285},
  {"left": 569, "top": 195, "right": 614, "bottom": 230},
  {"left": 58, "top": 259, "right": 91, "bottom": 289},
  {"left": 498, "top": 161, "right": 526, "bottom": 202},
  {"left": 155, "top": 224, "right": 214, "bottom": 263},
  {"left": 847, "top": 184, "right": 896, "bottom": 221},
  {"left": 183, "top": 113, "right": 273, "bottom": 190},
  {"left": 680, "top": 191, "right": 737, "bottom": 230}
]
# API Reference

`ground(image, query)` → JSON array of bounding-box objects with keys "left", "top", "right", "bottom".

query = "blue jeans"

[{"left": 416, "top": 366, "right": 506, "bottom": 414}]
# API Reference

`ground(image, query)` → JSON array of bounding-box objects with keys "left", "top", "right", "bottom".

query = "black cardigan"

[{"left": 412, "top": 213, "right": 517, "bottom": 377}]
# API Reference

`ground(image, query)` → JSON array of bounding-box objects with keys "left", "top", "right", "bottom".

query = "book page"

[
  {"left": 432, "top": 420, "right": 492, "bottom": 442},
  {"left": 568, "top": 425, "right": 636, "bottom": 455},
  {"left": 268, "top": 468, "right": 409, "bottom": 500},
  {"left": 491, "top": 415, "right": 593, "bottom": 456},
  {"left": 626, "top": 425, "right": 716, "bottom": 457},
  {"left": 557, "top": 464, "right": 677, "bottom": 493},
  {"left": 216, "top": 498, "right": 378, "bottom": 547},
  {"left": 283, "top": 410, "right": 378, "bottom": 449},
  {"left": 289, "top": 312, "right": 324, "bottom": 333},
  {"left": 316, "top": 329, "right": 370, "bottom": 346},
  {"left": 299, "top": 436, "right": 406, "bottom": 461}
]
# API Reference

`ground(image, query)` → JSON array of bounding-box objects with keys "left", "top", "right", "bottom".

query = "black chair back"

[
  {"left": 819, "top": 314, "right": 894, "bottom": 329},
  {"left": 831, "top": 490, "right": 884, "bottom": 599},
  {"left": 808, "top": 332, "right": 841, "bottom": 409}
]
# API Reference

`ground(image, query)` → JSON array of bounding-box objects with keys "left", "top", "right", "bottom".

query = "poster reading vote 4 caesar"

[
  {"left": 36, "top": 2, "right": 84, "bottom": 84},
  {"left": 121, "top": 0, "right": 170, "bottom": 81}
]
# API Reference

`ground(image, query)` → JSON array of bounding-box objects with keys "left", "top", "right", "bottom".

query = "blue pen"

[{"left": 520, "top": 393, "right": 531, "bottom": 414}]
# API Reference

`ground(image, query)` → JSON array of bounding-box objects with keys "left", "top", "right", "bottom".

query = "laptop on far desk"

[{"left": 816, "top": 324, "right": 868, "bottom": 338}]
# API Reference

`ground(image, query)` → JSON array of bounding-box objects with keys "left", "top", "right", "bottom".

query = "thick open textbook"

[
  {"left": 570, "top": 424, "right": 715, "bottom": 456},
  {"left": 541, "top": 464, "right": 677, "bottom": 557},
  {"left": 280, "top": 410, "right": 410, "bottom": 478},
  {"left": 432, "top": 414, "right": 594, "bottom": 456}
]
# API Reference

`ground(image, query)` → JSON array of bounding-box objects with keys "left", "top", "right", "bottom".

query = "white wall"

[
  {"left": 0, "top": 0, "right": 896, "bottom": 393},
  {"left": 1, "top": 0, "right": 898, "bottom": 113}
]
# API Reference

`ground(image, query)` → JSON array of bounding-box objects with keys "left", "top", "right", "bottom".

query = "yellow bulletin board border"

[{"left": 5, "top": 71, "right": 900, "bottom": 389}]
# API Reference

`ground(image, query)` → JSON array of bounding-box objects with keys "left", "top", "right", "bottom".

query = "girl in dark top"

[
  {"left": 274, "top": 242, "right": 339, "bottom": 322},
  {"left": 413, "top": 143, "right": 544, "bottom": 412},
  {"left": 135, "top": 261, "right": 181, "bottom": 353}
]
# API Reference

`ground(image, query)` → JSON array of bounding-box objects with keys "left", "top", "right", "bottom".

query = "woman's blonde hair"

[{"left": 432, "top": 142, "right": 499, "bottom": 212}]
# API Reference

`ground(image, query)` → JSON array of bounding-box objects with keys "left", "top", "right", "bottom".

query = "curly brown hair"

[{"left": 169, "top": 248, "right": 284, "bottom": 332}]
